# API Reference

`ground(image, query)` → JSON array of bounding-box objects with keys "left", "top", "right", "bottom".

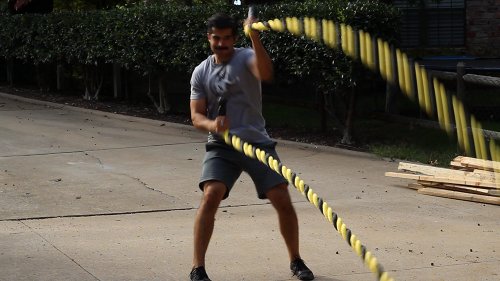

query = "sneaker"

[
  {"left": 189, "top": 266, "right": 211, "bottom": 281},
  {"left": 290, "top": 258, "right": 315, "bottom": 280}
]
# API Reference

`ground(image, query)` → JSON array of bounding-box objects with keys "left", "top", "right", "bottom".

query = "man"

[{"left": 189, "top": 12, "right": 314, "bottom": 281}]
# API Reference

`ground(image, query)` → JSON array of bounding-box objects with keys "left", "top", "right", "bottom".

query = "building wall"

[{"left": 466, "top": 0, "right": 500, "bottom": 56}]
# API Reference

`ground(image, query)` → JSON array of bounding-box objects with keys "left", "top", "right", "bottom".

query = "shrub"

[{"left": 0, "top": 0, "right": 399, "bottom": 98}]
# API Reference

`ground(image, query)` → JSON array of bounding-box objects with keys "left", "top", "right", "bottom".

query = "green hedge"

[{"left": 0, "top": 0, "right": 399, "bottom": 89}]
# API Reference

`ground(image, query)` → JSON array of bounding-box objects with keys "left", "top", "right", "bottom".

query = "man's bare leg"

[
  {"left": 192, "top": 181, "right": 226, "bottom": 267},
  {"left": 266, "top": 183, "right": 300, "bottom": 260},
  {"left": 266, "top": 183, "right": 314, "bottom": 280}
]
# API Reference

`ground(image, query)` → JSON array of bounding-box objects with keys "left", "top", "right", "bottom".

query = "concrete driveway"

[{"left": 0, "top": 92, "right": 498, "bottom": 281}]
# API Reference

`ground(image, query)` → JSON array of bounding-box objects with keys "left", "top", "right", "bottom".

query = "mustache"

[{"left": 215, "top": 46, "right": 229, "bottom": 50}]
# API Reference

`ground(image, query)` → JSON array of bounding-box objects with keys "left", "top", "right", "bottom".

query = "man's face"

[{"left": 207, "top": 27, "right": 236, "bottom": 62}]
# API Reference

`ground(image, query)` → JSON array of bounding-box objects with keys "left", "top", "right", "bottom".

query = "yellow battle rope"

[
  {"left": 221, "top": 130, "right": 394, "bottom": 281},
  {"left": 236, "top": 15, "right": 500, "bottom": 281},
  {"left": 244, "top": 17, "right": 500, "bottom": 168}
]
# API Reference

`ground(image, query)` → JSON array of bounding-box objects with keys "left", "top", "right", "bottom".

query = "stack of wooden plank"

[{"left": 385, "top": 156, "right": 500, "bottom": 205}]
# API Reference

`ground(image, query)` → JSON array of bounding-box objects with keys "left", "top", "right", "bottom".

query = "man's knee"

[
  {"left": 200, "top": 181, "right": 226, "bottom": 208},
  {"left": 267, "top": 183, "right": 295, "bottom": 211},
  {"left": 267, "top": 183, "right": 290, "bottom": 198}
]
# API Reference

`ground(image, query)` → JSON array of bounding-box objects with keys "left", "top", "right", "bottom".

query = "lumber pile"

[{"left": 385, "top": 156, "right": 500, "bottom": 205}]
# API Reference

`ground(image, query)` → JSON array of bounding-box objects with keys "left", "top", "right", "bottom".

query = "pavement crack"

[
  {"left": 19, "top": 221, "right": 102, "bottom": 281},
  {"left": 3, "top": 207, "right": 197, "bottom": 222},
  {"left": 123, "top": 174, "right": 178, "bottom": 200},
  {"left": 0, "top": 203, "right": 278, "bottom": 222},
  {"left": 220, "top": 202, "right": 272, "bottom": 209},
  {"left": 0, "top": 141, "right": 205, "bottom": 158},
  {"left": 79, "top": 152, "right": 178, "bottom": 200},
  {"left": 130, "top": 176, "right": 157, "bottom": 192},
  {"left": 86, "top": 153, "right": 104, "bottom": 168}
]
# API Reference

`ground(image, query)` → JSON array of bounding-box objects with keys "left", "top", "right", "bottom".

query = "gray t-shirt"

[{"left": 190, "top": 47, "right": 271, "bottom": 144}]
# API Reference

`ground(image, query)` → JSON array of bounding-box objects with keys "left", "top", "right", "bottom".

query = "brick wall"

[{"left": 466, "top": 0, "right": 500, "bottom": 56}]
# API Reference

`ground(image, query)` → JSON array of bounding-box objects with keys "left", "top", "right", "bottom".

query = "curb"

[
  {"left": 0, "top": 92, "right": 197, "bottom": 132},
  {"left": 0, "top": 91, "right": 380, "bottom": 160}
]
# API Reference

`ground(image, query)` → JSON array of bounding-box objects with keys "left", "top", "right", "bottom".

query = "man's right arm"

[{"left": 245, "top": 17, "right": 273, "bottom": 82}]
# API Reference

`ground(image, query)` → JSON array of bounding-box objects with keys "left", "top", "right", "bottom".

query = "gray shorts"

[{"left": 198, "top": 141, "right": 288, "bottom": 199}]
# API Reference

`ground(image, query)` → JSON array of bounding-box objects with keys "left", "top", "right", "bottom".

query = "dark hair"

[{"left": 206, "top": 13, "right": 238, "bottom": 36}]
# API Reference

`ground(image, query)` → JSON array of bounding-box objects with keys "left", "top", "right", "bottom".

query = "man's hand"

[
  {"left": 213, "top": 116, "right": 229, "bottom": 134},
  {"left": 191, "top": 98, "right": 230, "bottom": 134},
  {"left": 244, "top": 16, "right": 259, "bottom": 41}
]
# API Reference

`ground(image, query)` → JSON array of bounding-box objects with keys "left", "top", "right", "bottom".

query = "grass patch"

[
  {"left": 355, "top": 118, "right": 459, "bottom": 166},
  {"left": 368, "top": 143, "right": 458, "bottom": 166}
]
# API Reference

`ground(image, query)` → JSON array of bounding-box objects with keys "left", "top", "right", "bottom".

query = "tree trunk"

[
  {"left": 145, "top": 74, "right": 158, "bottom": 111},
  {"left": 83, "top": 65, "right": 91, "bottom": 100},
  {"left": 146, "top": 71, "right": 171, "bottom": 114},
  {"left": 56, "top": 63, "right": 65, "bottom": 91},
  {"left": 385, "top": 82, "right": 399, "bottom": 114},
  {"left": 6, "top": 59, "right": 14, "bottom": 86},
  {"left": 123, "top": 68, "right": 129, "bottom": 100},
  {"left": 319, "top": 90, "right": 327, "bottom": 132},
  {"left": 322, "top": 90, "right": 346, "bottom": 133},
  {"left": 385, "top": 44, "right": 399, "bottom": 114},
  {"left": 113, "top": 63, "right": 122, "bottom": 99},
  {"left": 158, "top": 72, "right": 171, "bottom": 113},
  {"left": 341, "top": 86, "right": 357, "bottom": 145},
  {"left": 83, "top": 64, "right": 104, "bottom": 101},
  {"left": 36, "top": 63, "right": 51, "bottom": 92}
]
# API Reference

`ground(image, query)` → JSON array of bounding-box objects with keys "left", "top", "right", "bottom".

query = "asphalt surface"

[{"left": 0, "top": 92, "right": 499, "bottom": 281}]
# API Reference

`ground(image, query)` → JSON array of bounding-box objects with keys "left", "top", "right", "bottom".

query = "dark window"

[{"left": 393, "top": 0, "right": 465, "bottom": 48}]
